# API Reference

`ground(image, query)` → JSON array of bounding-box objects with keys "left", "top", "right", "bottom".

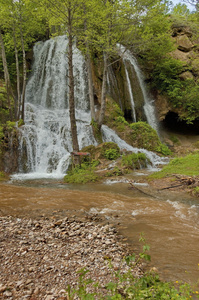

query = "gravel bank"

[{"left": 0, "top": 212, "right": 142, "bottom": 299}]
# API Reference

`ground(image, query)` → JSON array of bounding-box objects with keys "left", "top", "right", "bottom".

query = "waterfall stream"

[
  {"left": 14, "top": 37, "right": 165, "bottom": 179},
  {"left": 119, "top": 45, "right": 158, "bottom": 132},
  {"left": 16, "top": 36, "right": 97, "bottom": 179}
]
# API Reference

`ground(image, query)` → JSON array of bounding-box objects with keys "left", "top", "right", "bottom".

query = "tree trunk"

[
  {"left": 68, "top": 4, "right": 79, "bottom": 154},
  {"left": 12, "top": 25, "right": 21, "bottom": 120},
  {"left": 0, "top": 29, "right": 13, "bottom": 120},
  {"left": 86, "top": 44, "right": 96, "bottom": 122},
  {"left": 19, "top": 18, "right": 27, "bottom": 121},
  {"left": 98, "top": 52, "right": 108, "bottom": 127},
  {"left": 83, "top": 5, "right": 96, "bottom": 122}
]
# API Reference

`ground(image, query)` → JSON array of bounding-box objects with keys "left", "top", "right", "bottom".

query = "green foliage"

[
  {"left": 18, "top": 119, "right": 25, "bottom": 127},
  {"left": 151, "top": 54, "right": 199, "bottom": 124},
  {"left": 104, "top": 148, "right": 120, "bottom": 160},
  {"left": 156, "top": 143, "right": 172, "bottom": 156},
  {"left": 151, "top": 58, "right": 184, "bottom": 93},
  {"left": 105, "top": 166, "right": 123, "bottom": 177},
  {"left": 122, "top": 153, "right": 149, "bottom": 170},
  {"left": 91, "top": 119, "right": 103, "bottom": 144},
  {"left": 150, "top": 152, "right": 199, "bottom": 179},
  {"left": 6, "top": 121, "right": 16, "bottom": 131},
  {"left": 100, "top": 142, "right": 120, "bottom": 160}
]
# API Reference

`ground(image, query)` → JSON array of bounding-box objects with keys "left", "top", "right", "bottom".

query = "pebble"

[{"left": 0, "top": 213, "right": 142, "bottom": 299}]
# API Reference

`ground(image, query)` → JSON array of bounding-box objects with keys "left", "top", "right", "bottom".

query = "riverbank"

[{"left": 0, "top": 210, "right": 143, "bottom": 300}]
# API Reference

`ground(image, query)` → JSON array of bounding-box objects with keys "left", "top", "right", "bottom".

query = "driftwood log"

[{"left": 158, "top": 175, "right": 199, "bottom": 191}]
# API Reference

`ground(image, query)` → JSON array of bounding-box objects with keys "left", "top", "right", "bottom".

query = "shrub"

[
  {"left": 100, "top": 142, "right": 120, "bottom": 160},
  {"left": 104, "top": 148, "right": 120, "bottom": 160}
]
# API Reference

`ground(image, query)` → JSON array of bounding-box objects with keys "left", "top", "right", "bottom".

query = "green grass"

[{"left": 150, "top": 153, "right": 199, "bottom": 179}]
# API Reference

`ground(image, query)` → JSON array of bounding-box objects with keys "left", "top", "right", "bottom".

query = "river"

[{"left": 0, "top": 173, "right": 199, "bottom": 285}]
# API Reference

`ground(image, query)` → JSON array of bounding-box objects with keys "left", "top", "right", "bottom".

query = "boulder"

[
  {"left": 155, "top": 93, "right": 171, "bottom": 121},
  {"left": 170, "top": 49, "right": 192, "bottom": 64},
  {"left": 176, "top": 35, "right": 194, "bottom": 52},
  {"left": 179, "top": 71, "right": 194, "bottom": 80}
]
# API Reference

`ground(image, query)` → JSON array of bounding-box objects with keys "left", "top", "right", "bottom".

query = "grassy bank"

[{"left": 150, "top": 152, "right": 199, "bottom": 179}]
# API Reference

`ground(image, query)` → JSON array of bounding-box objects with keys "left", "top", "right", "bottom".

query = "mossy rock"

[
  {"left": 128, "top": 122, "right": 171, "bottom": 155},
  {"left": 129, "top": 122, "right": 160, "bottom": 150}
]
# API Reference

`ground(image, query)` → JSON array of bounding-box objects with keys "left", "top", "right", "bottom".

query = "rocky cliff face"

[
  {"left": 156, "top": 24, "right": 199, "bottom": 124},
  {"left": 0, "top": 128, "right": 19, "bottom": 174}
]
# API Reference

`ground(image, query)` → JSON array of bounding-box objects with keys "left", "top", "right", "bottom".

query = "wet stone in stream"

[{"left": 0, "top": 213, "right": 142, "bottom": 299}]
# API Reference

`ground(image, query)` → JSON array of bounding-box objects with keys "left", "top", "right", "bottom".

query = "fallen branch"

[{"left": 158, "top": 184, "right": 183, "bottom": 191}]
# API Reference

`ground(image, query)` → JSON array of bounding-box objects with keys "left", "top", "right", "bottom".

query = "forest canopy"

[{"left": 0, "top": 0, "right": 199, "bottom": 125}]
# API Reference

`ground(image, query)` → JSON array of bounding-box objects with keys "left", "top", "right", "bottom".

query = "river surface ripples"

[{"left": 0, "top": 175, "right": 199, "bottom": 285}]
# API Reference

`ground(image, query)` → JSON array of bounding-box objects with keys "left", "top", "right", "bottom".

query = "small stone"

[
  {"left": 3, "top": 290, "right": 12, "bottom": 297},
  {"left": 16, "top": 280, "right": 24, "bottom": 287},
  {"left": 0, "top": 285, "right": 7, "bottom": 293},
  {"left": 25, "top": 279, "right": 32, "bottom": 285},
  {"left": 33, "top": 287, "right": 40, "bottom": 295},
  {"left": 28, "top": 267, "right": 34, "bottom": 272}
]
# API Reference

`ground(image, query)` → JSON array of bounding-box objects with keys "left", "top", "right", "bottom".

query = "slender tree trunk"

[
  {"left": 68, "top": 4, "right": 79, "bottom": 153},
  {"left": 19, "top": 18, "right": 27, "bottom": 121},
  {"left": 86, "top": 44, "right": 96, "bottom": 122},
  {"left": 12, "top": 25, "right": 21, "bottom": 120},
  {"left": 0, "top": 29, "right": 13, "bottom": 120},
  {"left": 83, "top": 5, "right": 96, "bottom": 121},
  {"left": 98, "top": 52, "right": 108, "bottom": 127}
]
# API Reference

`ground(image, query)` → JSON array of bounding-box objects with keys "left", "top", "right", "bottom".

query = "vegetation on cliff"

[{"left": 138, "top": 3, "right": 199, "bottom": 124}]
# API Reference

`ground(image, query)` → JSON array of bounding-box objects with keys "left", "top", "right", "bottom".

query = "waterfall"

[
  {"left": 119, "top": 45, "right": 158, "bottom": 132},
  {"left": 15, "top": 36, "right": 97, "bottom": 179},
  {"left": 12, "top": 37, "right": 165, "bottom": 180},
  {"left": 123, "top": 60, "right": 137, "bottom": 122}
]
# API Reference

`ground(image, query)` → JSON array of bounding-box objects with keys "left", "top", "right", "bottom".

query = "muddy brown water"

[{"left": 0, "top": 174, "right": 199, "bottom": 285}]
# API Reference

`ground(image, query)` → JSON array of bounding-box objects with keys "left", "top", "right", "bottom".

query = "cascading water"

[
  {"left": 13, "top": 36, "right": 166, "bottom": 180},
  {"left": 101, "top": 125, "right": 167, "bottom": 167},
  {"left": 119, "top": 45, "right": 159, "bottom": 132},
  {"left": 15, "top": 36, "right": 97, "bottom": 179}
]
